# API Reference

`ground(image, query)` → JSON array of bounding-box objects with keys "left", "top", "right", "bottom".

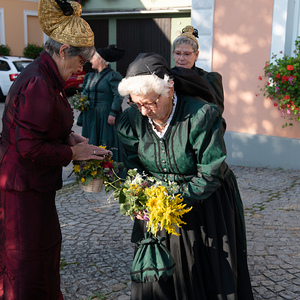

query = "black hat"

[
  {"left": 125, "top": 53, "right": 170, "bottom": 79},
  {"left": 97, "top": 45, "right": 126, "bottom": 62}
]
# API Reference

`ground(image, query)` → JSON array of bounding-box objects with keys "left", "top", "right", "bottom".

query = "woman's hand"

[
  {"left": 68, "top": 132, "right": 87, "bottom": 146},
  {"left": 135, "top": 212, "right": 144, "bottom": 220},
  {"left": 107, "top": 115, "right": 116, "bottom": 126},
  {"left": 71, "top": 139, "right": 112, "bottom": 161}
]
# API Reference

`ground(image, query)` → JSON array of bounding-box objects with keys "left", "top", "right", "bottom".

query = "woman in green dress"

[
  {"left": 117, "top": 53, "right": 254, "bottom": 300},
  {"left": 79, "top": 45, "right": 125, "bottom": 162}
]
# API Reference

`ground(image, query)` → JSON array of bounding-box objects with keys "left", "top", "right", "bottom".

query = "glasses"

[
  {"left": 78, "top": 55, "right": 87, "bottom": 67},
  {"left": 172, "top": 51, "right": 196, "bottom": 58},
  {"left": 127, "top": 95, "right": 161, "bottom": 111}
]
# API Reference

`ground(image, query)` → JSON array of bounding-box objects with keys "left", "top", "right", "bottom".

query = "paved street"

[
  {"left": 57, "top": 166, "right": 300, "bottom": 300},
  {"left": 1, "top": 102, "right": 300, "bottom": 299}
]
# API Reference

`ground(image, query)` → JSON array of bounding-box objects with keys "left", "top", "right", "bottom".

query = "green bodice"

[{"left": 118, "top": 94, "right": 230, "bottom": 205}]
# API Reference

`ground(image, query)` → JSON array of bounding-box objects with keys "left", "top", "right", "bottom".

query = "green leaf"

[
  {"left": 83, "top": 175, "right": 93, "bottom": 186},
  {"left": 118, "top": 188, "right": 126, "bottom": 203},
  {"left": 120, "top": 203, "right": 129, "bottom": 216}
]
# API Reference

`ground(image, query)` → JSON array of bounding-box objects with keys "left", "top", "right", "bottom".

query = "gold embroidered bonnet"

[{"left": 38, "top": 0, "right": 94, "bottom": 47}]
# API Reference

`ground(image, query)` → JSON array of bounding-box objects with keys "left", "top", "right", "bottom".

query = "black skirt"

[{"left": 130, "top": 171, "right": 254, "bottom": 300}]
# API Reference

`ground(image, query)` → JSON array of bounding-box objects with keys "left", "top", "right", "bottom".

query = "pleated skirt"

[
  {"left": 131, "top": 172, "right": 254, "bottom": 300},
  {"left": 0, "top": 189, "right": 63, "bottom": 300}
]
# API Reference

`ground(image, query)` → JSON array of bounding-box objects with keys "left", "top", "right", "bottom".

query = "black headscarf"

[
  {"left": 126, "top": 53, "right": 170, "bottom": 79},
  {"left": 125, "top": 52, "right": 215, "bottom": 104}
]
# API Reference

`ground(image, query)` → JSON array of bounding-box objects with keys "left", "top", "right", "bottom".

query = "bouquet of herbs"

[
  {"left": 70, "top": 90, "right": 89, "bottom": 111},
  {"left": 73, "top": 146, "right": 118, "bottom": 186},
  {"left": 107, "top": 169, "right": 192, "bottom": 283},
  {"left": 109, "top": 169, "right": 192, "bottom": 236}
]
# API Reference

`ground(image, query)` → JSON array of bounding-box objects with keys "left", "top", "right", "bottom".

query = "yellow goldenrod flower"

[
  {"left": 145, "top": 186, "right": 192, "bottom": 236},
  {"left": 81, "top": 177, "right": 85, "bottom": 183}
]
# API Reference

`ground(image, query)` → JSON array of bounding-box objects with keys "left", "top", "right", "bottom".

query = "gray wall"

[{"left": 225, "top": 131, "right": 300, "bottom": 170}]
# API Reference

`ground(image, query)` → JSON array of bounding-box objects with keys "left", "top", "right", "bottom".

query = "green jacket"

[{"left": 117, "top": 93, "right": 230, "bottom": 205}]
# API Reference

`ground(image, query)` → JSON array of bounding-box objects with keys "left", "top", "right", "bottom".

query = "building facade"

[
  {"left": 192, "top": 0, "right": 300, "bottom": 169},
  {"left": 0, "top": 0, "right": 43, "bottom": 56},
  {"left": 0, "top": 0, "right": 299, "bottom": 169}
]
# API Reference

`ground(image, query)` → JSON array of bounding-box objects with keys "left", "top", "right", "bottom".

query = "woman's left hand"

[
  {"left": 107, "top": 115, "right": 116, "bottom": 126},
  {"left": 68, "top": 132, "right": 87, "bottom": 146}
]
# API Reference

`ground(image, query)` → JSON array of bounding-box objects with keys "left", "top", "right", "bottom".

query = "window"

[
  {"left": 191, "top": 0, "right": 215, "bottom": 71},
  {"left": 271, "top": 0, "right": 300, "bottom": 58},
  {"left": 0, "top": 60, "right": 10, "bottom": 71},
  {"left": 13, "top": 61, "right": 31, "bottom": 72},
  {"left": 285, "top": 0, "right": 300, "bottom": 55}
]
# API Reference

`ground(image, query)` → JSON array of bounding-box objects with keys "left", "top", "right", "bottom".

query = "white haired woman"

[{"left": 117, "top": 52, "right": 254, "bottom": 300}]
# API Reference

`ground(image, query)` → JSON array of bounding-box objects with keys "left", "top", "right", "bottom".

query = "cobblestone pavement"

[{"left": 57, "top": 165, "right": 300, "bottom": 300}]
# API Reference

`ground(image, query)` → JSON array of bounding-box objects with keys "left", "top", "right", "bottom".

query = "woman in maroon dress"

[{"left": 0, "top": 0, "right": 110, "bottom": 299}]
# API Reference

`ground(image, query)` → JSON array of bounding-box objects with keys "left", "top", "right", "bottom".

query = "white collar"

[{"left": 148, "top": 92, "right": 177, "bottom": 138}]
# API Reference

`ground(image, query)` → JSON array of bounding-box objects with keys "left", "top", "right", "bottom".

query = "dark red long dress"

[{"left": 0, "top": 51, "right": 73, "bottom": 299}]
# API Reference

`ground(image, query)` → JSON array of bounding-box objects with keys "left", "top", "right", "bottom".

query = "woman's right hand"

[
  {"left": 68, "top": 132, "right": 87, "bottom": 146},
  {"left": 70, "top": 139, "right": 112, "bottom": 161}
]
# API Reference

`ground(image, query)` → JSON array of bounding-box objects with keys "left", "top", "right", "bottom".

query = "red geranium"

[{"left": 259, "top": 37, "right": 300, "bottom": 127}]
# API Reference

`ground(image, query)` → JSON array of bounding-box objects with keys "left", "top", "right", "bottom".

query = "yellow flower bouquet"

[
  {"left": 110, "top": 168, "right": 192, "bottom": 236},
  {"left": 144, "top": 185, "right": 192, "bottom": 236},
  {"left": 108, "top": 169, "right": 192, "bottom": 283}
]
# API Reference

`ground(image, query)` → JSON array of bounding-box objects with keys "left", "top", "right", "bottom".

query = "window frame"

[{"left": 271, "top": 0, "right": 300, "bottom": 59}]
